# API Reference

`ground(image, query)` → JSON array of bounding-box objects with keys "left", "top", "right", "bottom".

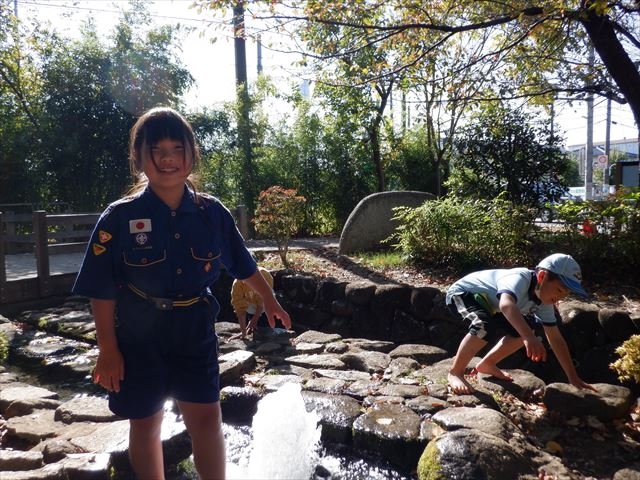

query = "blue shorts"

[
  {"left": 109, "top": 290, "right": 220, "bottom": 419},
  {"left": 447, "top": 292, "right": 538, "bottom": 344}
]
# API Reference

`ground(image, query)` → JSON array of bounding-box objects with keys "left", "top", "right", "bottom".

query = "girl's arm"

[
  {"left": 242, "top": 269, "right": 291, "bottom": 330},
  {"left": 544, "top": 324, "right": 596, "bottom": 391},
  {"left": 90, "top": 298, "right": 124, "bottom": 393}
]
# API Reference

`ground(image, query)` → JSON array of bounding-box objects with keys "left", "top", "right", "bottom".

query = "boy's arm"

[
  {"left": 544, "top": 325, "right": 597, "bottom": 391},
  {"left": 499, "top": 293, "right": 547, "bottom": 362}
]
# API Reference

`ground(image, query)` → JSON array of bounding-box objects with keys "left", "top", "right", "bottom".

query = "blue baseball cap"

[{"left": 537, "top": 253, "right": 588, "bottom": 298}]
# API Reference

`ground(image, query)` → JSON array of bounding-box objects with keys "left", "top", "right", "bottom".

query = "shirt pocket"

[{"left": 123, "top": 248, "right": 167, "bottom": 267}]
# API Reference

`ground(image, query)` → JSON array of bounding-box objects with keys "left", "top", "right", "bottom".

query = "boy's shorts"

[
  {"left": 447, "top": 292, "right": 538, "bottom": 344},
  {"left": 109, "top": 292, "right": 220, "bottom": 419}
]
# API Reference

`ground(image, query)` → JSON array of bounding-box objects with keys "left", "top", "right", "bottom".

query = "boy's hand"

[
  {"left": 569, "top": 377, "right": 598, "bottom": 392},
  {"left": 523, "top": 335, "right": 547, "bottom": 362}
]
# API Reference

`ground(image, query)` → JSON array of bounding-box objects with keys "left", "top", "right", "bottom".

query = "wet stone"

[
  {"left": 405, "top": 395, "right": 450, "bottom": 416},
  {"left": 5, "top": 397, "right": 62, "bottom": 418},
  {"left": 342, "top": 379, "right": 385, "bottom": 400},
  {"left": 388, "top": 344, "right": 450, "bottom": 365},
  {"left": 324, "top": 340, "right": 349, "bottom": 353},
  {"left": 0, "top": 384, "right": 59, "bottom": 411},
  {"left": 343, "top": 338, "right": 396, "bottom": 353},
  {"left": 338, "top": 350, "right": 391, "bottom": 373},
  {"left": 432, "top": 406, "right": 524, "bottom": 439},
  {"left": 294, "top": 342, "right": 325, "bottom": 354},
  {"left": 0, "top": 449, "right": 44, "bottom": 471},
  {"left": 384, "top": 357, "right": 421, "bottom": 381},
  {"left": 544, "top": 382, "right": 633, "bottom": 421},
  {"left": 285, "top": 353, "right": 346, "bottom": 370},
  {"left": 476, "top": 368, "right": 546, "bottom": 399},
  {"left": 294, "top": 330, "right": 343, "bottom": 345},
  {"left": 253, "top": 341, "right": 283, "bottom": 355},
  {"left": 352, "top": 402, "right": 425, "bottom": 471},
  {"left": 5, "top": 409, "right": 64, "bottom": 445},
  {"left": 377, "top": 383, "right": 428, "bottom": 398},
  {"left": 312, "top": 368, "right": 371, "bottom": 382},
  {"left": 54, "top": 396, "right": 119, "bottom": 424},
  {"left": 302, "top": 391, "right": 362, "bottom": 445},
  {"left": 304, "top": 377, "right": 347, "bottom": 395}
]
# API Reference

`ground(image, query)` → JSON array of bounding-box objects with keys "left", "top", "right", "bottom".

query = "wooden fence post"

[
  {"left": 0, "top": 212, "right": 6, "bottom": 302},
  {"left": 236, "top": 204, "right": 249, "bottom": 240},
  {"left": 33, "top": 210, "right": 51, "bottom": 297}
]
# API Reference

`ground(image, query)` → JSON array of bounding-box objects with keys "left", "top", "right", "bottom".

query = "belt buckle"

[{"left": 153, "top": 297, "right": 173, "bottom": 310}]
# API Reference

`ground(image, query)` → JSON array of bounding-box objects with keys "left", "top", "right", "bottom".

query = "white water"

[{"left": 226, "top": 382, "right": 322, "bottom": 480}]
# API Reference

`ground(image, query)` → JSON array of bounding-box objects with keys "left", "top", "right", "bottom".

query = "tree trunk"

[{"left": 580, "top": 1, "right": 640, "bottom": 138}]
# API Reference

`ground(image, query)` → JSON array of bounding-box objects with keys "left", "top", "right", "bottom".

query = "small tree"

[
  {"left": 611, "top": 334, "right": 640, "bottom": 385},
  {"left": 253, "top": 186, "right": 306, "bottom": 267}
]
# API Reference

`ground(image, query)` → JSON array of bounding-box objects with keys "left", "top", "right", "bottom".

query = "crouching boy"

[{"left": 446, "top": 253, "right": 597, "bottom": 394}]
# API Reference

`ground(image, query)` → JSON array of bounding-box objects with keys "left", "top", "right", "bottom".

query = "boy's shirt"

[
  {"left": 446, "top": 268, "right": 557, "bottom": 325},
  {"left": 230, "top": 267, "right": 274, "bottom": 313}
]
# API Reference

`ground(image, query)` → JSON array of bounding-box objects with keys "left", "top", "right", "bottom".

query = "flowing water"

[
  {"left": 223, "top": 382, "right": 415, "bottom": 480},
  {"left": 4, "top": 367, "right": 416, "bottom": 479}
]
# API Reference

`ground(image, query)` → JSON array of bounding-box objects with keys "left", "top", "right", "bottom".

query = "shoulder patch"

[
  {"left": 98, "top": 230, "right": 112, "bottom": 243},
  {"left": 92, "top": 243, "right": 107, "bottom": 256}
]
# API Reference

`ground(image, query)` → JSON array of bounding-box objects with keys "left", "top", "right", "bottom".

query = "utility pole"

[
  {"left": 233, "top": 2, "right": 255, "bottom": 218},
  {"left": 604, "top": 98, "right": 611, "bottom": 194},
  {"left": 584, "top": 46, "right": 595, "bottom": 200},
  {"left": 257, "top": 35, "right": 263, "bottom": 74}
]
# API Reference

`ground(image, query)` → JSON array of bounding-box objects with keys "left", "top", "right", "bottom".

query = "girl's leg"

[
  {"left": 128, "top": 409, "right": 165, "bottom": 479},
  {"left": 475, "top": 335, "right": 525, "bottom": 380},
  {"left": 448, "top": 333, "right": 487, "bottom": 394},
  {"left": 178, "top": 400, "right": 225, "bottom": 480}
]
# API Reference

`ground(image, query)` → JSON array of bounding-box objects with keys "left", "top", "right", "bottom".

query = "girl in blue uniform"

[{"left": 73, "top": 107, "right": 291, "bottom": 479}]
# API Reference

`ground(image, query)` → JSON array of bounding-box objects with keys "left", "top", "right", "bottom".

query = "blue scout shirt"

[
  {"left": 73, "top": 186, "right": 256, "bottom": 312},
  {"left": 446, "top": 268, "right": 556, "bottom": 325}
]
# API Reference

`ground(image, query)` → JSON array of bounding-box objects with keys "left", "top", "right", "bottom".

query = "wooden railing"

[
  {"left": 0, "top": 206, "right": 249, "bottom": 308},
  {"left": 0, "top": 211, "right": 100, "bottom": 305}
]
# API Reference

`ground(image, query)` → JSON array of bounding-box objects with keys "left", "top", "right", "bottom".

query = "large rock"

[
  {"left": 339, "top": 191, "right": 434, "bottom": 254},
  {"left": 543, "top": 382, "right": 633, "bottom": 421}
]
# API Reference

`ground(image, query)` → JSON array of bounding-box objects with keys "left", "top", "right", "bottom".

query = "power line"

[{"left": 19, "top": 0, "right": 223, "bottom": 25}]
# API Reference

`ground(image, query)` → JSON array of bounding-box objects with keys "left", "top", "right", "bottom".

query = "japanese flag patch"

[{"left": 129, "top": 219, "right": 152, "bottom": 233}]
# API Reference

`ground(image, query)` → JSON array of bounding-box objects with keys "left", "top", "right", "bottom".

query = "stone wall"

[{"left": 213, "top": 269, "right": 640, "bottom": 388}]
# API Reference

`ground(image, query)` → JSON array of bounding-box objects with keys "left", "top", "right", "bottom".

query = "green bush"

[
  {"left": 545, "top": 189, "right": 640, "bottom": 283},
  {"left": 390, "top": 196, "right": 536, "bottom": 271},
  {"left": 391, "top": 190, "right": 640, "bottom": 286},
  {"left": 0, "top": 331, "right": 8, "bottom": 363}
]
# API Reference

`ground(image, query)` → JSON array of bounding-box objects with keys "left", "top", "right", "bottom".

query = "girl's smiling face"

[{"left": 143, "top": 138, "right": 192, "bottom": 192}]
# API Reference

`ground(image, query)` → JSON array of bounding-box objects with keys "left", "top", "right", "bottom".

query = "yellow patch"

[
  {"left": 92, "top": 243, "right": 107, "bottom": 256},
  {"left": 98, "top": 230, "right": 112, "bottom": 243}
]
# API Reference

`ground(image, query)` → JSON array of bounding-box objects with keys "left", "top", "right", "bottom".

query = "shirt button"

[
  {"left": 171, "top": 211, "right": 177, "bottom": 217},
  {"left": 174, "top": 233, "right": 181, "bottom": 239},
  {"left": 176, "top": 268, "right": 182, "bottom": 275}
]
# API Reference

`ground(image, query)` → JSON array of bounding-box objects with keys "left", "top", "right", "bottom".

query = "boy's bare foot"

[
  {"left": 475, "top": 362, "right": 513, "bottom": 381},
  {"left": 448, "top": 372, "right": 475, "bottom": 394}
]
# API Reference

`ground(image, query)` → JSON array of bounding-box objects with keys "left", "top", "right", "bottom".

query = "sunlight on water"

[{"left": 226, "top": 382, "right": 321, "bottom": 480}]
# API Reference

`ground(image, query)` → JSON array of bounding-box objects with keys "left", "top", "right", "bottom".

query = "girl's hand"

[{"left": 93, "top": 347, "right": 124, "bottom": 393}]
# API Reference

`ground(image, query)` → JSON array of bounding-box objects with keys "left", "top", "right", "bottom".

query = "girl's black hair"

[{"left": 126, "top": 107, "right": 201, "bottom": 198}]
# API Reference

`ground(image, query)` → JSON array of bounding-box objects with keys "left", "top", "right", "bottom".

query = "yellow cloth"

[{"left": 230, "top": 267, "right": 274, "bottom": 314}]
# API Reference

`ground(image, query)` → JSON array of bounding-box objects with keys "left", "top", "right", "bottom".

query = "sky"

[{"left": 14, "top": 0, "right": 639, "bottom": 148}]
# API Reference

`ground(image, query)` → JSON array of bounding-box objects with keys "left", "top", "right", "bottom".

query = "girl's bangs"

[{"left": 142, "top": 114, "right": 187, "bottom": 145}]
